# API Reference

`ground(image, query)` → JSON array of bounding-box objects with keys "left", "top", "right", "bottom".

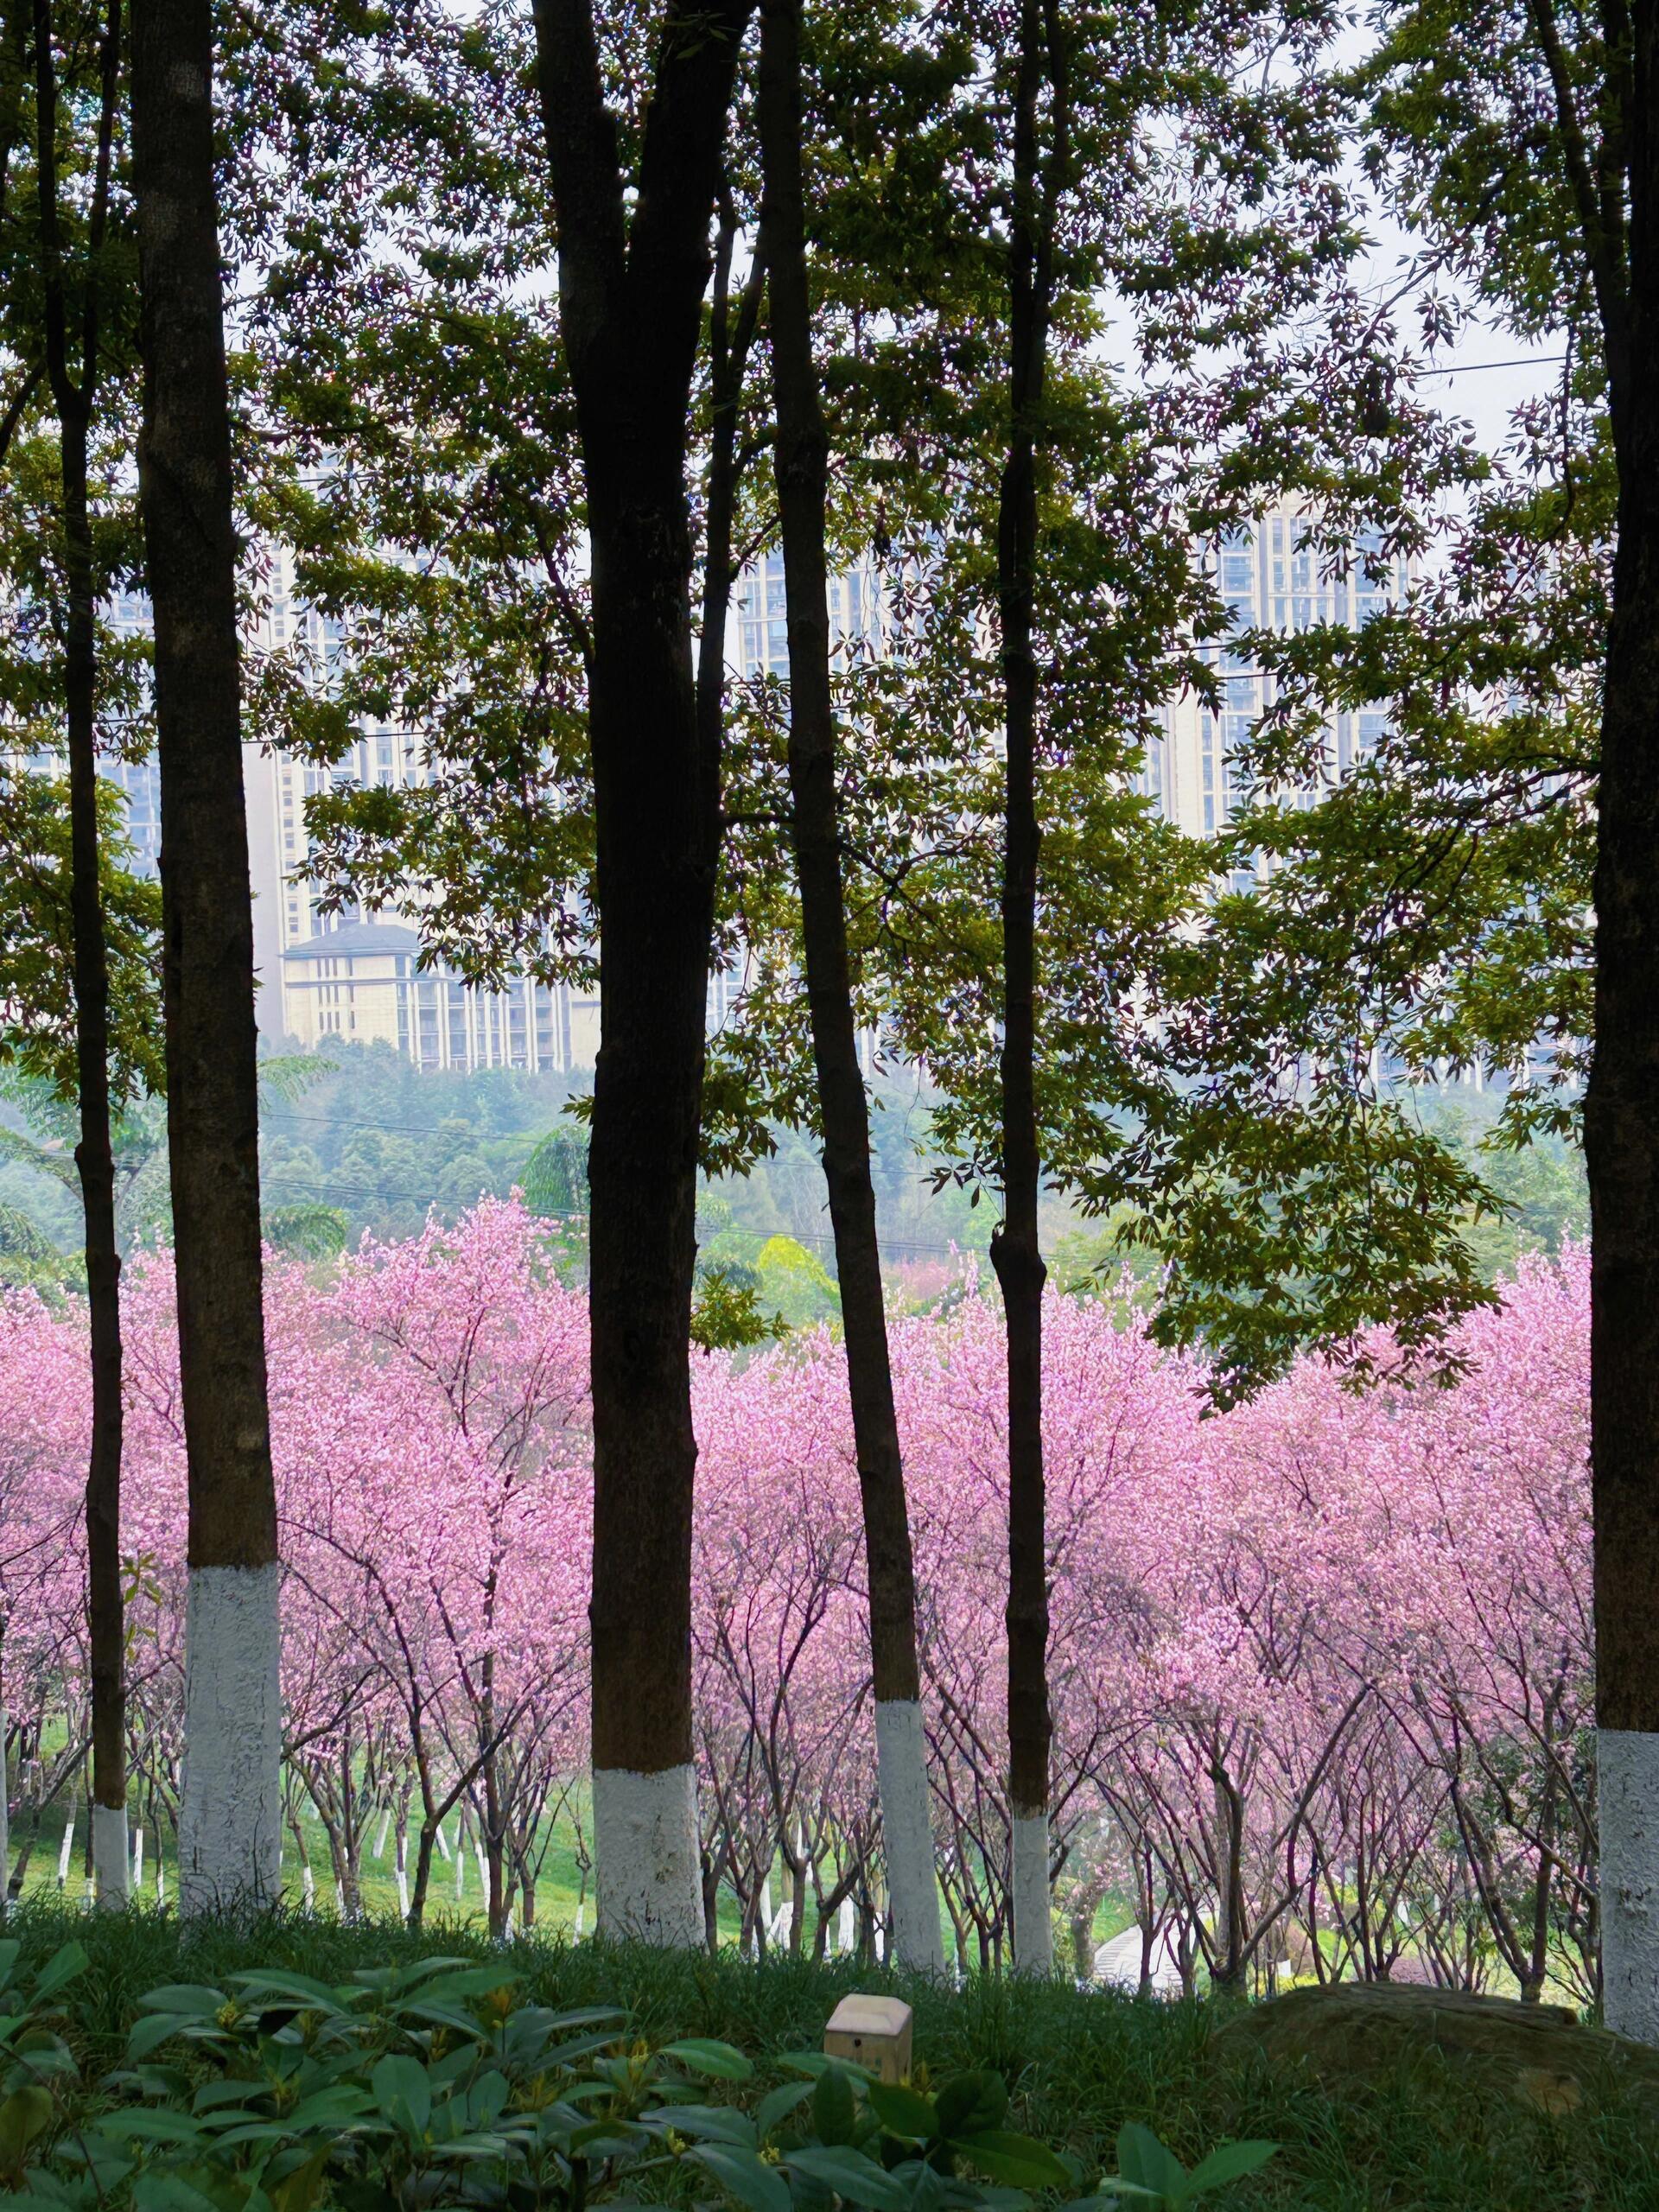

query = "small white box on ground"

[{"left": 823, "top": 1994, "right": 913, "bottom": 2082}]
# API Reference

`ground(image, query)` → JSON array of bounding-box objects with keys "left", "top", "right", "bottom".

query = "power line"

[{"left": 1412, "top": 353, "right": 1567, "bottom": 378}]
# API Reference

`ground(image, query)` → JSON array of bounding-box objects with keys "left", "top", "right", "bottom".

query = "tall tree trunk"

[
  {"left": 33, "top": 0, "right": 128, "bottom": 1910},
  {"left": 990, "top": 0, "right": 1065, "bottom": 1978},
  {"left": 531, "top": 0, "right": 753, "bottom": 1944},
  {"left": 130, "top": 0, "right": 282, "bottom": 1912},
  {"left": 1578, "top": 0, "right": 1659, "bottom": 2047},
  {"left": 756, "top": 0, "right": 944, "bottom": 1975}
]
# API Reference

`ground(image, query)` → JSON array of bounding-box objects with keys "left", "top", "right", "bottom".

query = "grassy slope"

[{"left": 3, "top": 1904, "right": 1654, "bottom": 2211}]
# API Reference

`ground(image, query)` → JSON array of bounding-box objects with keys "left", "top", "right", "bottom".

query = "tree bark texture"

[
  {"left": 131, "top": 0, "right": 281, "bottom": 1907},
  {"left": 990, "top": 0, "right": 1064, "bottom": 1977},
  {"left": 756, "top": 0, "right": 944, "bottom": 1974},
  {"left": 531, "top": 0, "right": 753, "bottom": 1942},
  {"left": 33, "top": 0, "right": 127, "bottom": 1906},
  {"left": 1551, "top": 0, "right": 1659, "bottom": 2043}
]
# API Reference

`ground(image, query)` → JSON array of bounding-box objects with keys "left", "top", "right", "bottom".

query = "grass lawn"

[{"left": 2, "top": 1901, "right": 1654, "bottom": 2209}]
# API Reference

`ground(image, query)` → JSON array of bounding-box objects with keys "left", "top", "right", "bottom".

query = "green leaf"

[
  {"left": 778, "top": 2050, "right": 875, "bottom": 2082},
  {"left": 391, "top": 1965, "right": 518, "bottom": 2011},
  {"left": 649, "top": 2104, "right": 758, "bottom": 2147},
  {"left": 758, "top": 2078, "right": 815, "bottom": 2139},
  {"left": 955, "top": 2131, "right": 1072, "bottom": 2190},
  {"left": 130, "top": 2177, "right": 226, "bottom": 2212},
  {"left": 371, "top": 2053, "right": 432, "bottom": 2139},
  {"left": 867, "top": 2081, "right": 937, "bottom": 2141},
  {"left": 933, "top": 2073, "right": 1007, "bottom": 2139},
  {"left": 811, "top": 2063, "right": 858, "bottom": 2146},
  {"left": 786, "top": 2145, "right": 912, "bottom": 2209},
  {"left": 688, "top": 2141, "right": 792, "bottom": 2212},
  {"left": 127, "top": 2013, "right": 192, "bottom": 2062},
  {"left": 662, "top": 2038, "right": 754, "bottom": 2082},
  {"left": 0, "top": 2083, "right": 54, "bottom": 2166},
  {"left": 269, "top": 2145, "right": 333, "bottom": 2212},
  {"left": 29, "top": 1946, "right": 87, "bottom": 2003},
  {"left": 1116, "top": 2124, "right": 1186, "bottom": 2200},
  {"left": 92, "top": 2108, "right": 207, "bottom": 2145},
  {"left": 1183, "top": 2140, "right": 1278, "bottom": 2195},
  {"left": 137, "top": 1986, "right": 229, "bottom": 2018},
  {"left": 227, "top": 1970, "right": 352, "bottom": 2013}
]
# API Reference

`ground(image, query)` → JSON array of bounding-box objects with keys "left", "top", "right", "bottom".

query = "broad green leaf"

[
  {"left": 811, "top": 2063, "right": 858, "bottom": 2147},
  {"left": 1183, "top": 2139, "right": 1278, "bottom": 2194},
  {"left": 785, "top": 2145, "right": 912, "bottom": 2209},
  {"left": 193, "top": 2080, "right": 261, "bottom": 2114},
  {"left": 662, "top": 2038, "right": 754, "bottom": 2082},
  {"left": 130, "top": 2177, "right": 226, "bottom": 2212},
  {"left": 371, "top": 2053, "right": 432, "bottom": 2139},
  {"left": 648, "top": 2103, "right": 758, "bottom": 2147},
  {"left": 867, "top": 2079, "right": 937, "bottom": 2140},
  {"left": 30, "top": 1946, "right": 87, "bottom": 2002},
  {"left": 137, "top": 1986, "right": 229, "bottom": 2018},
  {"left": 757, "top": 2078, "right": 814, "bottom": 2138},
  {"left": 956, "top": 2130, "right": 1072, "bottom": 2190},
  {"left": 427, "top": 2129, "right": 514, "bottom": 2159},
  {"left": 391, "top": 1966, "right": 518, "bottom": 2010},
  {"left": 269, "top": 2145, "right": 332, "bottom": 2212},
  {"left": 1116, "top": 2124, "right": 1186, "bottom": 2199},
  {"left": 92, "top": 2107, "right": 207, "bottom": 2145},
  {"left": 689, "top": 2140, "right": 792, "bottom": 2212},
  {"left": 227, "top": 1971, "right": 351, "bottom": 2012},
  {"left": 127, "top": 2013, "right": 191, "bottom": 2063},
  {"left": 0, "top": 2083, "right": 54, "bottom": 2165},
  {"left": 933, "top": 2073, "right": 1007, "bottom": 2139},
  {"left": 778, "top": 2050, "right": 875, "bottom": 2083}
]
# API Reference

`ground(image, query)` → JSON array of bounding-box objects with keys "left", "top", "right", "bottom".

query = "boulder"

[{"left": 1212, "top": 1980, "right": 1659, "bottom": 2123}]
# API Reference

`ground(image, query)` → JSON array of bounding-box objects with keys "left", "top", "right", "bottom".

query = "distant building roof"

[{"left": 282, "top": 919, "right": 424, "bottom": 963}]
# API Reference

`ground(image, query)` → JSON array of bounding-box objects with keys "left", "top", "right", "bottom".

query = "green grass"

[
  {"left": 10, "top": 1781, "right": 1137, "bottom": 1961},
  {"left": 3, "top": 1902, "right": 1656, "bottom": 2209}
]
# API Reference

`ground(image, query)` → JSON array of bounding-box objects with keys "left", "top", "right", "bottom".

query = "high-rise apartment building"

[
  {"left": 40, "top": 514, "right": 1400, "bottom": 1074},
  {"left": 1142, "top": 513, "right": 1411, "bottom": 842}
]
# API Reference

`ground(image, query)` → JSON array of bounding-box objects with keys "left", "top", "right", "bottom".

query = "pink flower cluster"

[{"left": 0, "top": 1199, "right": 1592, "bottom": 1993}]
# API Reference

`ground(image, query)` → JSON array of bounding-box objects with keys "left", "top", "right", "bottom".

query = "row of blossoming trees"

[{"left": 0, "top": 1198, "right": 1592, "bottom": 1998}]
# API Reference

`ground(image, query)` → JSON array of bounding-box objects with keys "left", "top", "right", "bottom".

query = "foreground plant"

[
  {"left": 1078, "top": 2121, "right": 1276, "bottom": 2210},
  {"left": 3, "top": 1948, "right": 1277, "bottom": 2212}
]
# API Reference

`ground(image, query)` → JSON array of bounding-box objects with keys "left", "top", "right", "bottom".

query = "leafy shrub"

[{"left": 3, "top": 1944, "right": 1272, "bottom": 2212}]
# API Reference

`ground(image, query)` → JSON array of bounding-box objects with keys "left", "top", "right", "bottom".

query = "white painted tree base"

[
  {"left": 1011, "top": 1809, "right": 1053, "bottom": 1976},
  {"left": 875, "top": 1700, "right": 945, "bottom": 1974},
  {"left": 1600, "top": 1729, "right": 1659, "bottom": 2044},
  {"left": 178, "top": 1564, "right": 283, "bottom": 1916},
  {"left": 92, "top": 1803, "right": 129, "bottom": 1909},
  {"left": 593, "top": 1764, "right": 702, "bottom": 1947}
]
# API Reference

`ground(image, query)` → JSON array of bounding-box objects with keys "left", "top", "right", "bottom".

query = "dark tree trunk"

[
  {"left": 130, "top": 0, "right": 281, "bottom": 1910},
  {"left": 755, "top": 0, "right": 944, "bottom": 1974},
  {"left": 32, "top": 0, "right": 127, "bottom": 1910},
  {"left": 990, "top": 0, "right": 1065, "bottom": 1978},
  {"left": 1557, "top": 0, "right": 1659, "bottom": 2044},
  {"left": 531, "top": 0, "right": 753, "bottom": 1943}
]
